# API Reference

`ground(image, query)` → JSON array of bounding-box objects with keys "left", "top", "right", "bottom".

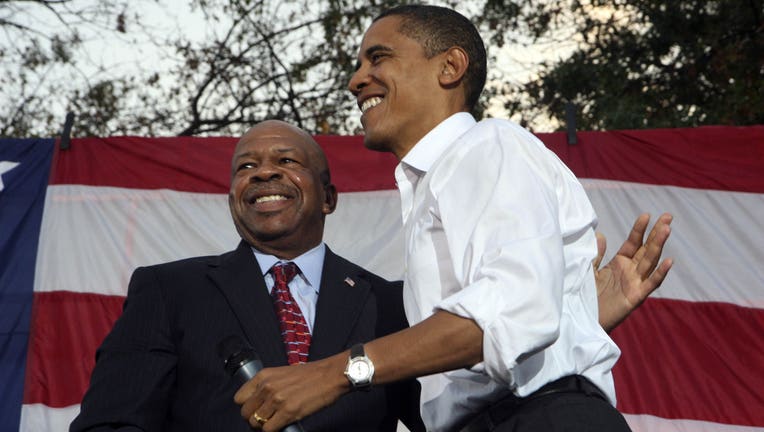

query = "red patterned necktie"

[{"left": 270, "top": 262, "right": 311, "bottom": 364}]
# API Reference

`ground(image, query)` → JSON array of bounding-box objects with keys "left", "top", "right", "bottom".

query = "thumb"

[{"left": 593, "top": 231, "right": 607, "bottom": 271}]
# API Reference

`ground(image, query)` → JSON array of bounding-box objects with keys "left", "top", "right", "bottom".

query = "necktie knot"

[{"left": 271, "top": 261, "right": 299, "bottom": 285}]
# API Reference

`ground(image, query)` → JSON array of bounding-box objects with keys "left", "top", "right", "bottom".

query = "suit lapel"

[
  {"left": 310, "top": 248, "right": 371, "bottom": 360},
  {"left": 207, "top": 241, "right": 288, "bottom": 366}
]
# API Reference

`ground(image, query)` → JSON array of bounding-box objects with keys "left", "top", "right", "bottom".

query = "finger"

[
  {"left": 593, "top": 231, "right": 607, "bottom": 271},
  {"left": 657, "top": 212, "right": 674, "bottom": 225},
  {"left": 255, "top": 395, "right": 277, "bottom": 422},
  {"left": 241, "top": 396, "right": 265, "bottom": 427},
  {"left": 643, "top": 212, "right": 673, "bottom": 251},
  {"left": 248, "top": 411, "right": 267, "bottom": 430},
  {"left": 635, "top": 222, "right": 671, "bottom": 278},
  {"left": 638, "top": 258, "right": 673, "bottom": 302},
  {"left": 242, "top": 401, "right": 274, "bottom": 429},
  {"left": 616, "top": 213, "right": 651, "bottom": 257},
  {"left": 240, "top": 383, "right": 268, "bottom": 427},
  {"left": 248, "top": 401, "right": 277, "bottom": 430},
  {"left": 632, "top": 213, "right": 672, "bottom": 268},
  {"left": 234, "top": 378, "right": 258, "bottom": 405},
  {"left": 261, "top": 405, "right": 302, "bottom": 432}
]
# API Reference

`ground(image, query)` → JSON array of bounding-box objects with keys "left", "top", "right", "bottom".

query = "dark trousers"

[
  {"left": 459, "top": 376, "right": 631, "bottom": 432},
  {"left": 491, "top": 391, "right": 630, "bottom": 432}
]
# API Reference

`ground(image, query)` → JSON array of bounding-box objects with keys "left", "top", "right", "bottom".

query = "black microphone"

[{"left": 217, "top": 335, "right": 305, "bottom": 432}]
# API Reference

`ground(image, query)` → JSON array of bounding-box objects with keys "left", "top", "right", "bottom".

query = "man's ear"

[
  {"left": 323, "top": 183, "right": 338, "bottom": 215},
  {"left": 439, "top": 46, "right": 469, "bottom": 87}
]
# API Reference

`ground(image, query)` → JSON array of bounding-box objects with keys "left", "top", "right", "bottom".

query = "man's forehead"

[
  {"left": 356, "top": 33, "right": 401, "bottom": 69},
  {"left": 233, "top": 144, "right": 298, "bottom": 156},
  {"left": 235, "top": 130, "right": 323, "bottom": 160},
  {"left": 361, "top": 16, "right": 401, "bottom": 44},
  {"left": 236, "top": 130, "right": 302, "bottom": 150},
  {"left": 357, "top": 17, "right": 425, "bottom": 58}
]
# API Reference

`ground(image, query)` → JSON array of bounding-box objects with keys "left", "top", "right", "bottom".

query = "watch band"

[{"left": 350, "top": 343, "right": 365, "bottom": 359}]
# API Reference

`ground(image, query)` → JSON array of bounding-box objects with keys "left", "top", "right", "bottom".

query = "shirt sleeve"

[{"left": 432, "top": 126, "right": 567, "bottom": 388}]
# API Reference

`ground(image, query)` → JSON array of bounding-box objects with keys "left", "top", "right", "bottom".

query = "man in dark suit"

[
  {"left": 70, "top": 120, "right": 424, "bottom": 431},
  {"left": 71, "top": 120, "right": 670, "bottom": 432}
]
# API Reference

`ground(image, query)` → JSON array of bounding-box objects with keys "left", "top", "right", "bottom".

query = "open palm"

[{"left": 595, "top": 213, "right": 674, "bottom": 332}]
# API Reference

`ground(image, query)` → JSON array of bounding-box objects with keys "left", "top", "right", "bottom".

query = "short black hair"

[{"left": 374, "top": 4, "right": 487, "bottom": 110}]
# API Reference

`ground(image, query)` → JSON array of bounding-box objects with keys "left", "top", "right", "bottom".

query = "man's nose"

[
  {"left": 250, "top": 162, "right": 281, "bottom": 181},
  {"left": 348, "top": 66, "right": 368, "bottom": 95}
]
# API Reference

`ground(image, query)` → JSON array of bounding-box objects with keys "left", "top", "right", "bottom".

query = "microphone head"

[{"left": 217, "top": 335, "right": 257, "bottom": 377}]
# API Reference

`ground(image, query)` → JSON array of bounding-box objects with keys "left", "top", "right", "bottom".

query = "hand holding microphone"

[{"left": 217, "top": 335, "right": 305, "bottom": 432}]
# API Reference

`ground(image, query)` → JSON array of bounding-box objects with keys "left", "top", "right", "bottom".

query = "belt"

[{"left": 458, "top": 375, "right": 608, "bottom": 432}]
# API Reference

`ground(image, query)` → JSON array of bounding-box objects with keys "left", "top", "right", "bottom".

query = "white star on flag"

[{"left": 0, "top": 161, "right": 20, "bottom": 192}]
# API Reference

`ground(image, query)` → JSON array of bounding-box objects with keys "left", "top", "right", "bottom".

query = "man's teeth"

[
  {"left": 255, "top": 195, "right": 287, "bottom": 203},
  {"left": 361, "top": 97, "right": 383, "bottom": 113}
]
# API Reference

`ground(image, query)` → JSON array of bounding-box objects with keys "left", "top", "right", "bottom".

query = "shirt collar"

[
  {"left": 251, "top": 243, "right": 325, "bottom": 294},
  {"left": 401, "top": 112, "right": 476, "bottom": 174}
]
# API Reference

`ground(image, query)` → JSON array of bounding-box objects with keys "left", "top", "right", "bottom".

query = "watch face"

[{"left": 348, "top": 360, "right": 371, "bottom": 380}]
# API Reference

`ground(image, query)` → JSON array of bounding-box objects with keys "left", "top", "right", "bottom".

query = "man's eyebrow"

[
  {"left": 366, "top": 44, "right": 392, "bottom": 57},
  {"left": 355, "top": 44, "right": 393, "bottom": 70}
]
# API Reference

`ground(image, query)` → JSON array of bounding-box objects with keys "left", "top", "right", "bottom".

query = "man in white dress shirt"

[{"left": 234, "top": 5, "right": 673, "bottom": 432}]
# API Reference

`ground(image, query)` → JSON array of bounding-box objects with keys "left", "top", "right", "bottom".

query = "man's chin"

[
  {"left": 237, "top": 220, "right": 292, "bottom": 243},
  {"left": 362, "top": 133, "right": 392, "bottom": 153}
]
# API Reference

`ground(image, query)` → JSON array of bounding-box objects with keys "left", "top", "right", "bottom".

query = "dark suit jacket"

[{"left": 71, "top": 241, "right": 423, "bottom": 432}]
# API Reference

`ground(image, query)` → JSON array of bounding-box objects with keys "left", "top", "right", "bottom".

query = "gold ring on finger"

[{"left": 252, "top": 412, "right": 269, "bottom": 426}]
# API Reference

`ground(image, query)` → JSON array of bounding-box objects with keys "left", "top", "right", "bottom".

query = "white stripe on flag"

[
  {"left": 624, "top": 414, "right": 764, "bottom": 432},
  {"left": 35, "top": 182, "right": 764, "bottom": 307},
  {"left": 20, "top": 404, "right": 80, "bottom": 432}
]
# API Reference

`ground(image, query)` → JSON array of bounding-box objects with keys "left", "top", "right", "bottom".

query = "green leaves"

[{"left": 482, "top": 0, "right": 764, "bottom": 131}]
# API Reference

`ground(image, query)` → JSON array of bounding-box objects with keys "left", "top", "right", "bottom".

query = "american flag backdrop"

[{"left": 1, "top": 126, "right": 763, "bottom": 431}]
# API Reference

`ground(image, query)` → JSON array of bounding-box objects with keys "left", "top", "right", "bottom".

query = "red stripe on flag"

[
  {"left": 49, "top": 136, "right": 399, "bottom": 193},
  {"left": 50, "top": 137, "right": 235, "bottom": 193},
  {"left": 49, "top": 127, "right": 764, "bottom": 194},
  {"left": 537, "top": 125, "right": 764, "bottom": 193},
  {"left": 23, "top": 291, "right": 124, "bottom": 408},
  {"left": 24, "top": 290, "right": 764, "bottom": 428},
  {"left": 612, "top": 298, "right": 764, "bottom": 426},
  {"left": 314, "top": 135, "right": 398, "bottom": 192}
]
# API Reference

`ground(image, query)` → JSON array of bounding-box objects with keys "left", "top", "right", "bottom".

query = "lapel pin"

[{"left": 344, "top": 277, "right": 355, "bottom": 287}]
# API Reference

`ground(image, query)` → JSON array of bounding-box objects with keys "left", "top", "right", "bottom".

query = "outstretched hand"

[{"left": 595, "top": 213, "right": 674, "bottom": 332}]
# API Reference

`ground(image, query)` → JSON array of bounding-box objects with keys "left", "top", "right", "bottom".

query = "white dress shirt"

[
  {"left": 395, "top": 113, "right": 621, "bottom": 431},
  {"left": 251, "top": 243, "right": 325, "bottom": 332}
]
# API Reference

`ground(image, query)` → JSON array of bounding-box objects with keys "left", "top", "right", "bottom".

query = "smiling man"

[
  {"left": 70, "top": 120, "right": 425, "bottom": 432},
  {"left": 228, "top": 123, "right": 335, "bottom": 258},
  {"left": 235, "top": 5, "right": 672, "bottom": 432}
]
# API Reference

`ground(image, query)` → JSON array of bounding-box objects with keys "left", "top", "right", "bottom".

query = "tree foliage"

[
  {"left": 0, "top": 0, "right": 157, "bottom": 137},
  {"left": 162, "top": 0, "right": 394, "bottom": 136},
  {"left": 480, "top": 0, "right": 764, "bottom": 130},
  {"left": 1, "top": 0, "right": 762, "bottom": 137}
]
